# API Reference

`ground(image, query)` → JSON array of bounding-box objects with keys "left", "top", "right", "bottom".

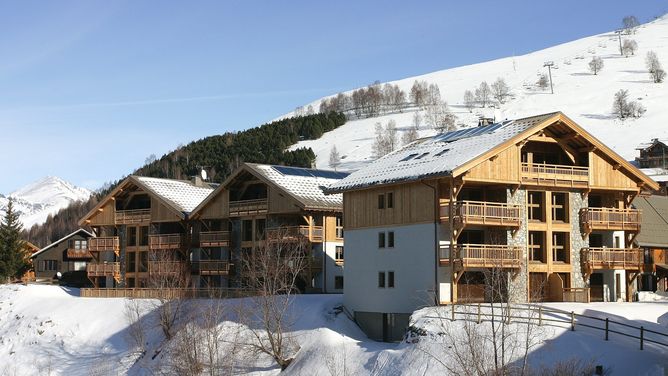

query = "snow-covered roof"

[
  {"left": 327, "top": 113, "right": 557, "bottom": 193},
  {"left": 31, "top": 228, "right": 94, "bottom": 259},
  {"left": 636, "top": 139, "right": 668, "bottom": 150},
  {"left": 134, "top": 176, "right": 214, "bottom": 215},
  {"left": 639, "top": 168, "right": 668, "bottom": 183},
  {"left": 245, "top": 164, "right": 347, "bottom": 210}
]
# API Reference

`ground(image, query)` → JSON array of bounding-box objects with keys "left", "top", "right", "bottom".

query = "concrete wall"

[
  {"left": 344, "top": 223, "right": 436, "bottom": 314},
  {"left": 323, "top": 241, "right": 344, "bottom": 293}
]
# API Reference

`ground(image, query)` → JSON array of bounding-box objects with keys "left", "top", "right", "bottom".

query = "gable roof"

[
  {"left": 326, "top": 112, "right": 658, "bottom": 193},
  {"left": 192, "top": 163, "right": 348, "bottom": 215},
  {"left": 636, "top": 138, "right": 668, "bottom": 151},
  {"left": 79, "top": 176, "right": 215, "bottom": 226},
  {"left": 633, "top": 195, "right": 668, "bottom": 248},
  {"left": 31, "top": 229, "right": 94, "bottom": 259}
]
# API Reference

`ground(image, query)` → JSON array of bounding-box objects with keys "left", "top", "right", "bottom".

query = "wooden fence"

[{"left": 80, "top": 287, "right": 255, "bottom": 299}]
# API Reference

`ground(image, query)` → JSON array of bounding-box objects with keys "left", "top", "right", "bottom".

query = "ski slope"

[{"left": 289, "top": 16, "right": 668, "bottom": 172}]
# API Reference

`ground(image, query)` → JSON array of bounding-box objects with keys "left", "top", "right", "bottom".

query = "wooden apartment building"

[
  {"left": 77, "top": 164, "right": 347, "bottom": 294},
  {"left": 326, "top": 112, "right": 658, "bottom": 341}
]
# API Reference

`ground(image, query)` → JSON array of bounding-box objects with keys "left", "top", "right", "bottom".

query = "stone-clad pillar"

[
  {"left": 570, "top": 192, "right": 589, "bottom": 288},
  {"left": 507, "top": 188, "right": 528, "bottom": 302}
]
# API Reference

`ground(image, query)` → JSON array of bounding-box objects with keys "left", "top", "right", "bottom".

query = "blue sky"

[{"left": 1, "top": 0, "right": 666, "bottom": 193}]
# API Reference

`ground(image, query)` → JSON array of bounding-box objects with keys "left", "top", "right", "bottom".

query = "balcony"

[
  {"left": 440, "top": 244, "right": 522, "bottom": 269},
  {"left": 148, "top": 261, "right": 183, "bottom": 275},
  {"left": 199, "top": 231, "right": 230, "bottom": 247},
  {"left": 149, "top": 234, "right": 183, "bottom": 250},
  {"left": 580, "top": 207, "right": 641, "bottom": 232},
  {"left": 87, "top": 262, "right": 120, "bottom": 280},
  {"left": 191, "top": 260, "right": 231, "bottom": 276},
  {"left": 266, "top": 226, "right": 324, "bottom": 243},
  {"left": 115, "top": 209, "right": 151, "bottom": 225},
  {"left": 581, "top": 247, "right": 644, "bottom": 270},
  {"left": 88, "top": 237, "right": 120, "bottom": 252},
  {"left": 440, "top": 200, "right": 521, "bottom": 228},
  {"left": 229, "top": 199, "right": 268, "bottom": 216},
  {"left": 66, "top": 240, "right": 92, "bottom": 259},
  {"left": 521, "top": 162, "right": 589, "bottom": 188}
]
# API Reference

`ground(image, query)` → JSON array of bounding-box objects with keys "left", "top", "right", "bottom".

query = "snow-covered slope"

[
  {"left": 289, "top": 16, "right": 668, "bottom": 172},
  {"left": 0, "top": 176, "right": 91, "bottom": 228},
  {"left": 1, "top": 285, "right": 667, "bottom": 375}
]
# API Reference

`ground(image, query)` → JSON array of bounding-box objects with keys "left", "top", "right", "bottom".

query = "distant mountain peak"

[{"left": 1, "top": 177, "right": 91, "bottom": 228}]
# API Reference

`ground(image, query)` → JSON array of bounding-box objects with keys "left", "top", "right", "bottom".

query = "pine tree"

[{"left": 0, "top": 199, "right": 28, "bottom": 282}]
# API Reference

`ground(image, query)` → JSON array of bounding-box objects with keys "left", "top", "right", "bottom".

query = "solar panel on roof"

[
  {"left": 272, "top": 166, "right": 349, "bottom": 179},
  {"left": 434, "top": 121, "right": 508, "bottom": 143}
]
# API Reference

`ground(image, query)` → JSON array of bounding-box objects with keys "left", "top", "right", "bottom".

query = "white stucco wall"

[
  {"left": 323, "top": 241, "right": 344, "bottom": 293},
  {"left": 343, "top": 223, "right": 437, "bottom": 314}
]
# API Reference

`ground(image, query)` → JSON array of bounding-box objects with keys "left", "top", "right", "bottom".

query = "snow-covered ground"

[
  {"left": 1, "top": 285, "right": 667, "bottom": 375},
  {"left": 0, "top": 176, "right": 91, "bottom": 229},
  {"left": 289, "top": 16, "right": 668, "bottom": 173}
]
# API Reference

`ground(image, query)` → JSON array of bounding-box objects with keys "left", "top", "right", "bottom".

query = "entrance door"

[
  {"left": 590, "top": 273, "right": 604, "bottom": 302},
  {"left": 615, "top": 274, "right": 621, "bottom": 301}
]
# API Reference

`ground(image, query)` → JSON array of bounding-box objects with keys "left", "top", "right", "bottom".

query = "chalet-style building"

[
  {"left": 78, "top": 176, "right": 215, "bottom": 289},
  {"left": 636, "top": 138, "right": 668, "bottom": 169},
  {"left": 20, "top": 241, "right": 39, "bottom": 282},
  {"left": 31, "top": 229, "right": 94, "bottom": 281},
  {"left": 191, "top": 163, "right": 346, "bottom": 293},
  {"left": 633, "top": 195, "right": 668, "bottom": 292},
  {"left": 326, "top": 112, "right": 658, "bottom": 341}
]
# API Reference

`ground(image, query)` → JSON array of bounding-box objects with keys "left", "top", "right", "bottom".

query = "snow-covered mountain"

[
  {"left": 288, "top": 16, "right": 668, "bottom": 172},
  {"left": 0, "top": 176, "right": 91, "bottom": 229}
]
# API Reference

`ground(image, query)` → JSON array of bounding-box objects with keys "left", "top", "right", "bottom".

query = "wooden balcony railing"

[
  {"left": 440, "top": 244, "right": 522, "bottom": 269},
  {"left": 192, "top": 260, "right": 231, "bottom": 275},
  {"left": 148, "top": 261, "right": 183, "bottom": 274},
  {"left": 266, "top": 226, "right": 324, "bottom": 243},
  {"left": 440, "top": 200, "right": 521, "bottom": 227},
  {"left": 229, "top": 199, "right": 268, "bottom": 216},
  {"left": 581, "top": 247, "right": 644, "bottom": 270},
  {"left": 80, "top": 287, "right": 255, "bottom": 299},
  {"left": 87, "top": 262, "right": 120, "bottom": 279},
  {"left": 199, "top": 231, "right": 230, "bottom": 247},
  {"left": 580, "top": 207, "right": 641, "bottom": 232},
  {"left": 521, "top": 162, "right": 589, "bottom": 188},
  {"left": 115, "top": 208, "right": 151, "bottom": 225},
  {"left": 562, "top": 288, "right": 590, "bottom": 303},
  {"left": 66, "top": 248, "right": 92, "bottom": 259},
  {"left": 88, "top": 237, "right": 120, "bottom": 252},
  {"left": 149, "top": 234, "right": 183, "bottom": 250}
]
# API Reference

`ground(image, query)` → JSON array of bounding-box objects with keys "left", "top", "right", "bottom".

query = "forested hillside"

[{"left": 24, "top": 113, "right": 346, "bottom": 247}]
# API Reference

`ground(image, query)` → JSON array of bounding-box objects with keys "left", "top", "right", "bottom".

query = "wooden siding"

[
  {"left": 269, "top": 187, "right": 301, "bottom": 214},
  {"left": 150, "top": 197, "right": 182, "bottom": 222},
  {"left": 343, "top": 182, "right": 435, "bottom": 229},
  {"left": 589, "top": 151, "right": 639, "bottom": 190},
  {"left": 464, "top": 145, "right": 520, "bottom": 183},
  {"left": 324, "top": 215, "right": 343, "bottom": 241},
  {"left": 198, "top": 189, "right": 229, "bottom": 219},
  {"left": 88, "top": 200, "right": 115, "bottom": 226}
]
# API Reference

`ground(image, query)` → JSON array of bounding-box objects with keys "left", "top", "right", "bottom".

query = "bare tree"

[
  {"left": 401, "top": 124, "right": 419, "bottom": 146},
  {"left": 646, "top": 51, "right": 666, "bottom": 83},
  {"left": 412, "top": 111, "right": 422, "bottom": 130},
  {"left": 329, "top": 145, "right": 341, "bottom": 170},
  {"left": 383, "top": 83, "right": 406, "bottom": 113},
  {"left": 536, "top": 74, "right": 549, "bottom": 90},
  {"left": 463, "top": 90, "right": 476, "bottom": 112},
  {"left": 372, "top": 120, "right": 398, "bottom": 158},
  {"left": 236, "top": 230, "right": 308, "bottom": 371},
  {"left": 622, "top": 39, "right": 638, "bottom": 56},
  {"left": 491, "top": 78, "right": 510, "bottom": 104},
  {"left": 294, "top": 106, "right": 304, "bottom": 117},
  {"left": 124, "top": 299, "right": 149, "bottom": 356},
  {"left": 425, "top": 101, "right": 457, "bottom": 133},
  {"left": 306, "top": 105, "right": 314, "bottom": 115},
  {"left": 409, "top": 80, "right": 429, "bottom": 107},
  {"left": 622, "top": 15, "right": 640, "bottom": 34},
  {"left": 146, "top": 249, "right": 190, "bottom": 340},
  {"left": 475, "top": 81, "right": 491, "bottom": 107},
  {"left": 612, "top": 89, "right": 646, "bottom": 119},
  {"left": 425, "top": 83, "right": 441, "bottom": 108},
  {"left": 588, "top": 56, "right": 604, "bottom": 75}
]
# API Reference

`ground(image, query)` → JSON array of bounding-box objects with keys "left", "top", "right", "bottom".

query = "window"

[
  {"left": 552, "top": 232, "right": 569, "bottom": 263},
  {"left": 528, "top": 192, "right": 545, "bottom": 222},
  {"left": 378, "top": 272, "right": 386, "bottom": 288},
  {"left": 41, "top": 260, "right": 58, "bottom": 272},
  {"left": 400, "top": 153, "right": 419, "bottom": 162},
  {"left": 387, "top": 231, "right": 395, "bottom": 248},
  {"left": 529, "top": 231, "right": 546, "bottom": 263},
  {"left": 139, "top": 252, "right": 148, "bottom": 273},
  {"left": 614, "top": 236, "right": 621, "bottom": 249},
  {"left": 335, "top": 276, "right": 344, "bottom": 289},
  {"left": 127, "top": 252, "right": 136, "bottom": 272},
  {"left": 72, "top": 239, "right": 87, "bottom": 250},
  {"left": 127, "top": 278, "right": 135, "bottom": 288},
  {"left": 551, "top": 193, "right": 568, "bottom": 222},
  {"left": 128, "top": 227, "right": 137, "bottom": 246},
  {"left": 335, "top": 215, "right": 344, "bottom": 238},
  {"left": 73, "top": 261, "right": 87, "bottom": 271},
  {"left": 378, "top": 232, "right": 386, "bottom": 248},
  {"left": 388, "top": 271, "right": 395, "bottom": 288},
  {"left": 378, "top": 194, "right": 385, "bottom": 209},
  {"left": 256, "top": 219, "right": 266, "bottom": 240},
  {"left": 387, "top": 192, "right": 394, "bottom": 209},
  {"left": 242, "top": 220, "right": 253, "bottom": 241},
  {"left": 335, "top": 246, "right": 344, "bottom": 262},
  {"left": 139, "top": 226, "right": 149, "bottom": 246}
]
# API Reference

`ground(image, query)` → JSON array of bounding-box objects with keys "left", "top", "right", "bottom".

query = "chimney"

[{"left": 192, "top": 176, "right": 203, "bottom": 187}]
